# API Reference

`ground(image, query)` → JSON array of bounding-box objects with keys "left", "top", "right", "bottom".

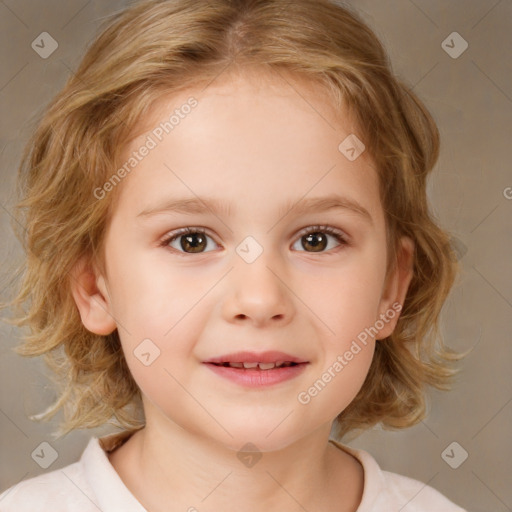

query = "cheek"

[
  {"left": 106, "top": 248, "right": 206, "bottom": 335},
  {"left": 299, "top": 257, "right": 385, "bottom": 342},
  {"left": 296, "top": 336, "right": 375, "bottom": 423}
]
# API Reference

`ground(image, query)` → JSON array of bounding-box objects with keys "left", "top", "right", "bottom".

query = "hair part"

[{"left": 2, "top": 0, "right": 469, "bottom": 441}]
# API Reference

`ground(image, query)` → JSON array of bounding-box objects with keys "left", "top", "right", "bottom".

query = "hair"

[{"left": 1, "top": 0, "right": 470, "bottom": 441}]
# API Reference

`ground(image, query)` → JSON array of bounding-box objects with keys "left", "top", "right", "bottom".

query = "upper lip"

[{"left": 204, "top": 351, "right": 308, "bottom": 364}]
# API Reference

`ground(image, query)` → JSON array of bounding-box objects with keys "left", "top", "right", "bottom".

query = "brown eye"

[
  {"left": 162, "top": 225, "right": 348, "bottom": 256},
  {"left": 292, "top": 225, "right": 348, "bottom": 253},
  {"left": 180, "top": 232, "right": 207, "bottom": 253},
  {"left": 162, "top": 228, "right": 217, "bottom": 254},
  {"left": 302, "top": 232, "right": 328, "bottom": 252}
]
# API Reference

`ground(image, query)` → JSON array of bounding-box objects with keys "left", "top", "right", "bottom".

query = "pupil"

[
  {"left": 182, "top": 233, "right": 206, "bottom": 253},
  {"left": 304, "top": 232, "right": 326, "bottom": 252}
]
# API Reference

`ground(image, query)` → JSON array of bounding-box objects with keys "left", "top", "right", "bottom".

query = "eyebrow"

[{"left": 137, "top": 194, "right": 373, "bottom": 225}]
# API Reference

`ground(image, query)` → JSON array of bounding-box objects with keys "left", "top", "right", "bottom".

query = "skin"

[{"left": 71, "top": 68, "right": 414, "bottom": 512}]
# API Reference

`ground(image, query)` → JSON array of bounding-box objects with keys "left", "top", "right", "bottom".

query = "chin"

[{"left": 208, "top": 421, "right": 307, "bottom": 454}]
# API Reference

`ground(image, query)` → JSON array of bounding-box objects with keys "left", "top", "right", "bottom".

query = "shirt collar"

[
  {"left": 328, "top": 438, "right": 384, "bottom": 511},
  {"left": 80, "top": 428, "right": 147, "bottom": 512},
  {"left": 79, "top": 430, "right": 382, "bottom": 512}
]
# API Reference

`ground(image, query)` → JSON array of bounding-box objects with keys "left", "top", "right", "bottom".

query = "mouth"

[
  {"left": 204, "top": 350, "right": 308, "bottom": 368},
  {"left": 209, "top": 361, "right": 301, "bottom": 370},
  {"left": 203, "top": 351, "right": 309, "bottom": 386}
]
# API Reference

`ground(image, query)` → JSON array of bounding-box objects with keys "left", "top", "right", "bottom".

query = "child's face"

[{"left": 77, "top": 70, "right": 413, "bottom": 451}]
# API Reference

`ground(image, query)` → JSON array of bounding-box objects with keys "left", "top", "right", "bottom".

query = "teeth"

[{"left": 222, "top": 361, "right": 296, "bottom": 369}]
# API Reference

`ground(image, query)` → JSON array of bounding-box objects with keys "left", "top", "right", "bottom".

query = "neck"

[{"left": 108, "top": 413, "right": 363, "bottom": 512}]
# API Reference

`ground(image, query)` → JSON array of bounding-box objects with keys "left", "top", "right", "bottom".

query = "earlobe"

[
  {"left": 69, "top": 257, "right": 117, "bottom": 335},
  {"left": 376, "top": 236, "right": 415, "bottom": 340}
]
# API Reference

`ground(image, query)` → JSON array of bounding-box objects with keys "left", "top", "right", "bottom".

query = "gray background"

[{"left": 0, "top": 1, "right": 511, "bottom": 511}]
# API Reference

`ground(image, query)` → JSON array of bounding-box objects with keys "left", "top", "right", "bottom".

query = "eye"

[
  {"left": 291, "top": 225, "right": 349, "bottom": 253},
  {"left": 160, "top": 224, "right": 349, "bottom": 256},
  {"left": 160, "top": 227, "right": 218, "bottom": 255}
]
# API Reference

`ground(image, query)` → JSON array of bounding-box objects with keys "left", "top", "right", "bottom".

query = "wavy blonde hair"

[{"left": 1, "top": 0, "right": 469, "bottom": 441}]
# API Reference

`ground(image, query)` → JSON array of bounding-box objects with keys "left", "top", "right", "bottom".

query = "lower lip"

[{"left": 203, "top": 363, "right": 308, "bottom": 387}]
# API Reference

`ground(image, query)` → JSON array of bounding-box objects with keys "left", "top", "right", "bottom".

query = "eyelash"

[{"left": 159, "top": 224, "right": 350, "bottom": 257}]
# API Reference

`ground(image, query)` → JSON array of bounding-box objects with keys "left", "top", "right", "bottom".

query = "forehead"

[
  {"left": 131, "top": 68, "right": 352, "bottom": 142},
  {"left": 112, "top": 69, "right": 382, "bottom": 226}
]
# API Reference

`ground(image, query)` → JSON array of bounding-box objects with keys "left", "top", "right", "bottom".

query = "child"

[{"left": 0, "top": 0, "right": 470, "bottom": 510}]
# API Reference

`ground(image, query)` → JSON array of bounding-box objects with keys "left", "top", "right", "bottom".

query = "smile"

[
  {"left": 204, "top": 361, "right": 308, "bottom": 387},
  {"left": 211, "top": 361, "right": 298, "bottom": 370}
]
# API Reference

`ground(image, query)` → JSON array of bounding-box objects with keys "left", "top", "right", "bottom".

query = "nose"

[{"left": 221, "top": 250, "right": 294, "bottom": 328}]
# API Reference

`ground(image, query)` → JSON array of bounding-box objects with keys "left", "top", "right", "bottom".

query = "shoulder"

[
  {"left": 0, "top": 430, "right": 145, "bottom": 512},
  {"left": 379, "top": 469, "right": 467, "bottom": 511},
  {"left": 329, "top": 439, "right": 467, "bottom": 511},
  {"left": 0, "top": 459, "right": 98, "bottom": 512}
]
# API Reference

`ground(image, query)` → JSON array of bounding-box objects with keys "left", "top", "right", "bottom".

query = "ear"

[
  {"left": 69, "top": 257, "right": 117, "bottom": 335},
  {"left": 375, "top": 236, "right": 414, "bottom": 340}
]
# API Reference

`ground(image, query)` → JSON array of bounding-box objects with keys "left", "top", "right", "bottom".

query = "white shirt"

[{"left": 0, "top": 430, "right": 467, "bottom": 511}]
